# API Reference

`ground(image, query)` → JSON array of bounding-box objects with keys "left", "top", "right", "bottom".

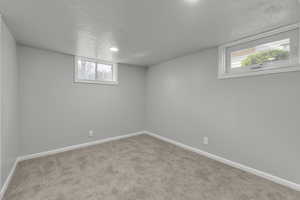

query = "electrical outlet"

[
  {"left": 203, "top": 137, "right": 208, "bottom": 145},
  {"left": 88, "top": 130, "right": 94, "bottom": 137}
]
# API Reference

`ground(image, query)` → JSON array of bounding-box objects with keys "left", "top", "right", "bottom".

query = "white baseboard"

[
  {"left": 144, "top": 131, "right": 300, "bottom": 192},
  {"left": 18, "top": 131, "right": 145, "bottom": 162},
  {"left": 0, "top": 159, "right": 18, "bottom": 200},
  {"left": 1, "top": 130, "right": 298, "bottom": 199}
]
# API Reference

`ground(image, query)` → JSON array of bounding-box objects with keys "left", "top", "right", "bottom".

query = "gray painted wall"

[
  {"left": 4, "top": 32, "right": 300, "bottom": 187},
  {"left": 18, "top": 45, "right": 146, "bottom": 155},
  {"left": 146, "top": 48, "right": 300, "bottom": 184},
  {"left": 0, "top": 19, "right": 19, "bottom": 188}
]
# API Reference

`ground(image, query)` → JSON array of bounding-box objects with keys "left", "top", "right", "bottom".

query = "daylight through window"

[
  {"left": 75, "top": 57, "right": 118, "bottom": 84},
  {"left": 218, "top": 23, "right": 300, "bottom": 79}
]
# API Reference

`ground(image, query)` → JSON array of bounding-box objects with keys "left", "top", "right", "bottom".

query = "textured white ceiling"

[{"left": 0, "top": 0, "right": 299, "bottom": 66}]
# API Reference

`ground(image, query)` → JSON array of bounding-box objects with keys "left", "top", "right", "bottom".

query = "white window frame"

[
  {"left": 74, "top": 56, "right": 118, "bottom": 85},
  {"left": 218, "top": 23, "right": 300, "bottom": 79}
]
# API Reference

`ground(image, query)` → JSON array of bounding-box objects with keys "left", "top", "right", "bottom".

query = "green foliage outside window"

[{"left": 241, "top": 49, "right": 289, "bottom": 67}]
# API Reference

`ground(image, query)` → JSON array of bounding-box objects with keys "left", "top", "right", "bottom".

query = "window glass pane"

[
  {"left": 219, "top": 24, "right": 300, "bottom": 79},
  {"left": 97, "top": 63, "right": 113, "bottom": 81},
  {"left": 225, "top": 27, "right": 299, "bottom": 73},
  {"left": 77, "top": 60, "right": 96, "bottom": 80},
  {"left": 230, "top": 39, "right": 290, "bottom": 69}
]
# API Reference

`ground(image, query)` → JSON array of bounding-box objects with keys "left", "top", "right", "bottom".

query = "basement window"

[
  {"left": 218, "top": 23, "right": 300, "bottom": 79},
  {"left": 74, "top": 56, "right": 118, "bottom": 85}
]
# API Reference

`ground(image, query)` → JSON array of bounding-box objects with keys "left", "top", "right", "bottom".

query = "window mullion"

[{"left": 95, "top": 62, "right": 98, "bottom": 81}]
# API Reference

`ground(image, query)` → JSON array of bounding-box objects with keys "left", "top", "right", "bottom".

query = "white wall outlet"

[
  {"left": 88, "top": 130, "right": 94, "bottom": 137},
  {"left": 203, "top": 137, "right": 208, "bottom": 145}
]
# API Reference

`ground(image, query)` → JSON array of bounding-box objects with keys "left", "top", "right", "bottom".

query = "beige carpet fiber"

[{"left": 4, "top": 134, "right": 300, "bottom": 200}]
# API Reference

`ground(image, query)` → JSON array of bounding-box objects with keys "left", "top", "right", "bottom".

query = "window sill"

[
  {"left": 218, "top": 64, "right": 300, "bottom": 79},
  {"left": 74, "top": 80, "right": 119, "bottom": 85}
]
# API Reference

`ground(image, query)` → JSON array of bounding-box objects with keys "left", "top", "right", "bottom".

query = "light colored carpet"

[{"left": 3, "top": 134, "right": 299, "bottom": 200}]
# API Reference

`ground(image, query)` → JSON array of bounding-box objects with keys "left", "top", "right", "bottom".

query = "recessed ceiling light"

[
  {"left": 184, "top": 0, "right": 199, "bottom": 3},
  {"left": 110, "top": 47, "right": 119, "bottom": 52}
]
